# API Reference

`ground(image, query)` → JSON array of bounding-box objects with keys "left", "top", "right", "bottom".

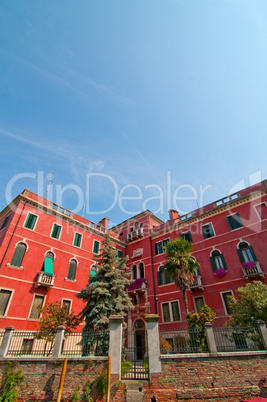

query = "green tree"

[
  {"left": 76, "top": 233, "right": 133, "bottom": 355},
  {"left": 36, "top": 301, "right": 81, "bottom": 356},
  {"left": 226, "top": 281, "right": 267, "bottom": 327},
  {"left": 164, "top": 237, "right": 200, "bottom": 314}
]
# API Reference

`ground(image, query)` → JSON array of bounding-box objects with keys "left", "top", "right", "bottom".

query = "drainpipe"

[{"left": 0, "top": 202, "right": 26, "bottom": 269}]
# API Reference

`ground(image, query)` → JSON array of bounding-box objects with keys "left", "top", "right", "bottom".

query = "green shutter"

[
  {"left": 25, "top": 214, "right": 37, "bottom": 229},
  {"left": 93, "top": 241, "right": 100, "bottom": 254},
  {"left": 10, "top": 244, "right": 26, "bottom": 267},
  {"left": 44, "top": 256, "right": 53, "bottom": 275},
  {"left": 220, "top": 254, "right": 227, "bottom": 271},
  {"left": 237, "top": 248, "right": 245, "bottom": 263},
  {"left": 249, "top": 246, "right": 257, "bottom": 261},
  {"left": 68, "top": 261, "right": 76, "bottom": 280},
  {"left": 90, "top": 268, "right": 97, "bottom": 284},
  {"left": 74, "top": 233, "right": 82, "bottom": 247},
  {"left": 210, "top": 256, "right": 217, "bottom": 273},
  {"left": 157, "top": 270, "right": 162, "bottom": 286}
]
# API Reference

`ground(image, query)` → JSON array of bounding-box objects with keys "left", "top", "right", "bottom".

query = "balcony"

[
  {"left": 128, "top": 278, "right": 147, "bottom": 292},
  {"left": 35, "top": 272, "right": 55, "bottom": 288},
  {"left": 127, "top": 227, "right": 144, "bottom": 241},
  {"left": 190, "top": 275, "right": 204, "bottom": 291},
  {"left": 241, "top": 261, "right": 264, "bottom": 279}
]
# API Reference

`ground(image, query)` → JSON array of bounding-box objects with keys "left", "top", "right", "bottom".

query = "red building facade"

[{"left": 0, "top": 181, "right": 267, "bottom": 331}]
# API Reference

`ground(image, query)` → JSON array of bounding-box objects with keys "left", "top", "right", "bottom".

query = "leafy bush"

[{"left": 0, "top": 361, "right": 24, "bottom": 402}]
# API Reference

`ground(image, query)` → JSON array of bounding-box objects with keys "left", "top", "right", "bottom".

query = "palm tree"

[{"left": 163, "top": 237, "right": 200, "bottom": 315}]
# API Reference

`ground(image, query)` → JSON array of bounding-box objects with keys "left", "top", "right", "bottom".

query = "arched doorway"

[{"left": 134, "top": 319, "right": 146, "bottom": 360}]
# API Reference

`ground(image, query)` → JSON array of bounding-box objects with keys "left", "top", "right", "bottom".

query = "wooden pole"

[
  {"left": 106, "top": 356, "right": 111, "bottom": 402},
  {"left": 57, "top": 358, "right": 68, "bottom": 402}
]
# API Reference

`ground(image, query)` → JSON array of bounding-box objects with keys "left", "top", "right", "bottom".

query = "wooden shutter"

[
  {"left": 10, "top": 243, "right": 26, "bottom": 267},
  {"left": 157, "top": 270, "right": 162, "bottom": 286},
  {"left": 210, "top": 256, "right": 217, "bottom": 273},
  {"left": 220, "top": 254, "right": 227, "bottom": 271},
  {"left": 68, "top": 260, "right": 77, "bottom": 280},
  {"left": 44, "top": 256, "right": 53, "bottom": 275},
  {"left": 93, "top": 241, "right": 100, "bottom": 254},
  {"left": 249, "top": 246, "right": 257, "bottom": 261},
  {"left": 237, "top": 248, "right": 245, "bottom": 263}
]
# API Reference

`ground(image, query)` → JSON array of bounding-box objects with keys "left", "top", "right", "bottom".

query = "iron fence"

[
  {"left": 61, "top": 330, "right": 109, "bottom": 357},
  {"left": 213, "top": 326, "right": 265, "bottom": 352},
  {"left": 7, "top": 330, "right": 55, "bottom": 357},
  {"left": 159, "top": 327, "right": 207, "bottom": 353}
]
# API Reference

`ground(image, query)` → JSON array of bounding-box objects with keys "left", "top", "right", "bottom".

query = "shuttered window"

[
  {"left": 24, "top": 214, "right": 37, "bottom": 230},
  {"left": 194, "top": 296, "right": 205, "bottom": 314},
  {"left": 202, "top": 223, "right": 215, "bottom": 239},
  {"left": 117, "top": 250, "right": 123, "bottom": 260},
  {"left": 1, "top": 214, "right": 11, "bottom": 230},
  {"left": 67, "top": 259, "right": 77, "bottom": 280},
  {"left": 44, "top": 256, "right": 54, "bottom": 275},
  {"left": 10, "top": 243, "right": 27, "bottom": 267},
  {"left": 93, "top": 240, "right": 100, "bottom": 254},
  {"left": 0, "top": 290, "right": 12, "bottom": 316},
  {"left": 237, "top": 242, "right": 257, "bottom": 263},
  {"left": 73, "top": 233, "right": 82, "bottom": 247},
  {"left": 222, "top": 292, "right": 233, "bottom": 315},
  {"left": 29, "top": 295, "right": 44, "bottom": 319},
  {"left": 210, "top": 250, "right": 227, "bottom": 273},
  {"left": 226, "top": 213, "right": 243, "bottom": 230},
  {"left": 51, "top": 224, "right": 62, "bottom": 239},
  {"left": 181, "top": 231, "right": 192, "bottom": 242}
]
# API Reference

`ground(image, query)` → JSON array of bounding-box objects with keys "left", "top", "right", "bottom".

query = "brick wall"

[
  {"left": 143, "top": 353, "right": 267, "bottom": 401},
  {"left": 0, "top": 359, "right": 126, "bottom": 401}
]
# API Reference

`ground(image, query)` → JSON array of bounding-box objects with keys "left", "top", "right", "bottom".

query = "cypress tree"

[{"left": 76, "top": 233, "right": 133, "bottom": 355}]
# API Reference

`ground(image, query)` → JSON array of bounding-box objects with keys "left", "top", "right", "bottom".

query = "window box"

[{"left": 241, "top": 261, "right": 264, "bottom": 279}]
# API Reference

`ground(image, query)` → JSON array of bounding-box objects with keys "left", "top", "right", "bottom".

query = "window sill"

[
  {"left": 64, "top": 278, "right": 77, "bottom": 283},
  {"left": 6, "top": 264, "right": 23, "bottom": 270},
  {"left": 23, "top": 227, "right": 35, "bottom": 231},
  {"left": 27, "top": 318, "right": 40, "bottom": 321}
]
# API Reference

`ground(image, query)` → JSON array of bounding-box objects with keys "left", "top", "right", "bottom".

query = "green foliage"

[
  {"left": 121, "top": 360, "right": 133, "bottom": 375},
  {"left": 0, "top": 361, "right": 24, "bottom": 402},
  {"left": 77, "top": 233, "right": 133, "bottom": 355},
  {"left": 164, "top": 237, "right": 200, "bottom": 314},
  {"left": 186, "top": 305, "right": 216, "bottom": 352},
  {"left": 68, "top": 386, "right": 80, "bottom": 401},
  {"left": 143, "top": 359, "right": 149, "bottom": 374},
  {"left": 226, "top": 281, "right": 267, "bottom": 327},
  {"left": 95, "top": 371, "right": 107, "bottom": 397},
  {"left": 84, "top": 381, "right": 93, "bottom": 402},
  {"left": 160, "top": 336, "right": 172, "bottom": 354}
]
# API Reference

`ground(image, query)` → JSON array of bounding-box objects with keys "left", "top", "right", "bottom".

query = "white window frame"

[
  {"left": 62, "top": 298, "right": 72, "bottom": 314},
  {"left": 73, "top": 232, "right": 82, "bottom": 248},
  {"left": 202, "top": 222, "right": 215, "bottom": 239},
  {"left": 23, "top": 213, "right": 38, "bottom": 231},
  {"left": 226, "top": 213, "right": 243, "bottom": 231},
  {"left": 28, "top": 294, "right": 45, "bottom": 320},
  {"left": 0, "top": 288, "right": 14, "bottom": 317},
  {"left": 221, "top": 291, "right": 234, "bottom": 316},
  {"left": 193, "top": 296, "right": 205, "bottom": 314},
  {"left": 50, "top": 223, "right": 62, "bottom": 240},
  {"left": 254, "top": 202, "right": 267, "bottom": 221},
  {"left": 161, "top": 300, "right": 181, "bottom": 323}
]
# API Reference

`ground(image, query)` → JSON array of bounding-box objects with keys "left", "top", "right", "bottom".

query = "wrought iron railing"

[
  {"left": 213, "top": 326, "right": 265, "bottom": 352},
  {"left": 6, "top": 330, "right": 55, "bottom": 357}
]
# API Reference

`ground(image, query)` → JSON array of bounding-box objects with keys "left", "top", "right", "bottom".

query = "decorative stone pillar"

[
  {"left": 145, "top": 314, "right": 161, "bottom": 377},
  {"left": 0, "top": 326, "right": 15, "bottom": 358},
  {"left": 109, "top": 315, "right": 124, "bottom": 379},
  {"left": 256, "top": 320, "right": 267, "bottom": 350},
  {"left": 205, "top": 322, "right": 217, "bottom": 354},
  {"left": 52, "top": 325, "right": 65, "bottom": 358}
]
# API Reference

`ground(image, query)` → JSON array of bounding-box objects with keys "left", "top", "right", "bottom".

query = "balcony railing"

[
  {"left": 242, "top": 261, "right": 264, "bottom": 279},
  {"left": 190, "top": 275, "right": 204, "bottom": 290},
  {"left": 127, "top": 227, "right": 144, "bottom": 241},
  {"left": 35, "top": 272, "right": 55, "bottom": 288}
]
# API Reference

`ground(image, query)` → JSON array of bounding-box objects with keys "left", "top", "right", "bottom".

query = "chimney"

[
  {"left": 99, "top": 217, "right": 109, "bottom": 229},
  {"left": 168, "top": 209, "right": 180, "bottom": 222}
]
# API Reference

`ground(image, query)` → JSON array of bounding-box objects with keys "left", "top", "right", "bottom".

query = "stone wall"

[
  {"left": 143, "top": 352, "right": 267, "bottom": 401},
  {"left": 0, "top": 359, "right": 126, "bottom": 401}
]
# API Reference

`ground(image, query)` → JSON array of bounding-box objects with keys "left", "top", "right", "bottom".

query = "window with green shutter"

[
  {"left": 226, "top": 213, "right": 243, "bottom": 230},
  {"left": 0, "top": 290, "right": 12, "bottom": 316},
  {"left": 202, "top": 223, "right": 215, "bottom": 239},
  {"left": 10, "top": 242, "right": 27, "bottom": 267},
  {"left": 29, "top": 295, "right": 44, "bottom": 319},
  {"left": 1, "top": 214, "right": 11, "bottom": 230},
  {"left": 237, "top": 242, "right": 256, "bottom": 263},
  {"left": 24, "top": 214, "right": 37, "bottom": 230},
  {"left": 67, "top": 259, "right": 77, "bottom": 280},
  {"left": 93, "top": 240, "right": 100, "bottom": 254},
  {"left": 210, "top": 250, "right": 227, "bottom": 273},
  {"left": 51, "top": 224, "right": 62, "bottom": 239},
  {"left": 181, "top": 231, "right": 192, "bottom": 242},
  {"left": 155, "top": 239, "right": 170, "bottom": 255},
  {"left": 44, "top": 255, "right": 54, "bottom": 275},
  {"left": 73, "top": 233, "right": 82, "bottom": 247},
  {"left": 117, "top": 250, "right": 123, "bottom": 260}
]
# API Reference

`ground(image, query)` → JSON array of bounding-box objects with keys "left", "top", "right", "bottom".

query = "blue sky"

[{"left": 0, "top": 1, "right": 267, "bottom": 227}]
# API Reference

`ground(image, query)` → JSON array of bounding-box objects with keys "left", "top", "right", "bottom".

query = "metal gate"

[{"left": 121, "top": 320, "right": 149, "bottom": 380}]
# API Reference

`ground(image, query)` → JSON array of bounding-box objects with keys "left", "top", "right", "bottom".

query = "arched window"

[
  {"left": 237, "top": 242, "right": 257, "bottom": 263},
  {"left": 132, "top": 265, "right": 137, "bottom": 280},
  {"left": 67, "top": 259, "right": 77, "bottom": 280},
  {"left": 138, "top": 263, "right": 145, "bottom": 279},
  {"left": 43, "top": 251, "right": 54, "bottom": 275},
  {"left": 210, "top": 250, "right": 227, "bottom": 273},
  {"left": 10, "top": 242, "right": 27, "bottom": 267}
]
